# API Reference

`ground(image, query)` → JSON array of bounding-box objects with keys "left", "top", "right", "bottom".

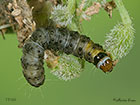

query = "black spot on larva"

[
  {"left": 79, "top": 47, "right": 82, "bottom": 51},
  {"left": 51, "top": 39, "right": 54, "bottom": 42},
  {"left": 88, "top": 52, "right": 91, "bottom": 56},
  {"left": 69, "top": 44, "right": 73, "bottom": 47},
  {"left": 59, "top": 40, "right": 62, "bottom": 43},
  {"left": 38, "top": 50, "right": 40, "bottom": 53},
  {"left": 42, "top": 42, "right": 48, "bottom": 49},
  {"left": 88, "top": 57, "right": 91, "bottom": 61},
  {"left": 28, "top": 77, "right": 31, "bottom": 80},
  {"left": 34, "top": 77, "right": 37, "bottom": 79}
]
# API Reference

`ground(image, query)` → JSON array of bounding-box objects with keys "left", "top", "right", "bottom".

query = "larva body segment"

[
  {"left": 21, "top": 40, "right": 45, "bottom": 87},
  {"left": 43, "top": 27, "right": 112, "bottom": 71},
  {"left": 21, "top": 27, "right": 114, "bottom": 87}
]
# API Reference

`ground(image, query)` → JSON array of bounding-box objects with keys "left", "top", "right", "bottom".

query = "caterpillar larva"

[{"left": 21, "top": 27, "right": 115, "bottom": 87}]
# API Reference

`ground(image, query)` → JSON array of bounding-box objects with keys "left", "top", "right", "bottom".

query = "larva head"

[
  {"left": 94, "top": 52, "right": 113, "bottom": 73},
  {"left": 23, "top": 67, "right": 45, "bottom": 87},
  {"left": 98, "top": 57, "right": 113, "bottom": 73}
]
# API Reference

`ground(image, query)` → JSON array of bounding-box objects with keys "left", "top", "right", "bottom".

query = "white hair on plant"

[
  {"left": 51, "top": 5, "right": 73, "bottom": 27},
  {"left": 51, "top": 54, "right": 83, "bottom": 81},
  {"left": 104, "top": 0, "right": 135, "bottom": 60},
  {"left": 104, "top": 23, "right": 135, "bottom": 60}
]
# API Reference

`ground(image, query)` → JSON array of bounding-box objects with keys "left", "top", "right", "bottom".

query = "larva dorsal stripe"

[{"left": 21, "top": 27, "right": 114, "bottom": 87}]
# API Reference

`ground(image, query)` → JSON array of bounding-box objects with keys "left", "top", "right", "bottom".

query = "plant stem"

[
  {"left": 115, "top": 0, "right": 132, "bottom": 25},
  {"left": 67, "top": 0, "right": 76, "bottom": 15}
]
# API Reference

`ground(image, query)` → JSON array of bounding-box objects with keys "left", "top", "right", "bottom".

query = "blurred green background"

[{"left": 0, "top": 0, "right": 139, "bottom": 105}]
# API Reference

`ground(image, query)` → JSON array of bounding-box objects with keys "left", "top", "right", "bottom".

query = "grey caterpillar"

[{"left": 21, "top": 27, "right": 114, "bottom": 87}]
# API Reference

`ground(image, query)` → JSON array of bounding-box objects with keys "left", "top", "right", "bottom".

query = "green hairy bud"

[{"left": 104, "top": 0, "right": 135, "bottom": 60}]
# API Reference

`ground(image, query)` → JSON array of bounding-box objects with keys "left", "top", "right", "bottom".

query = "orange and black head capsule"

[{"left": 94, "top": 52, "right": 113, "bottom": 73}]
